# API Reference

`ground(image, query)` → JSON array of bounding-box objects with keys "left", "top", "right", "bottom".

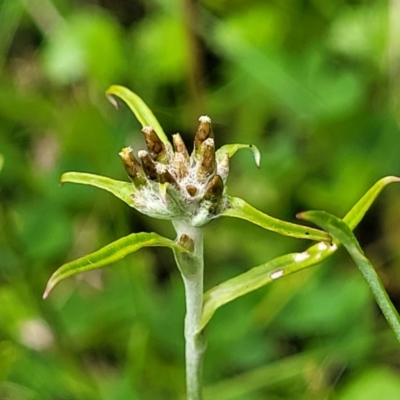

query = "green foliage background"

[{"left": 1, "top": 0, "right": 400, "bottom": 398}]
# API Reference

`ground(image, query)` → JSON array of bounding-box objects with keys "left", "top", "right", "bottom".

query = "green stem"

[{"left": 173, "top": 220, "right": 206, "bottom": 400}]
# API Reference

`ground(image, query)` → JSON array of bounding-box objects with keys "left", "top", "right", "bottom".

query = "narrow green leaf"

[
  {"left": 106, "top": 85, "right": 169, "bottom": 145},
  {"left": 299, "top": 210, "right": 400, "bottom": 343},
  {"left": 201, "top": 176, "right": 400, "bottom": 331},
  {"left": 200, "top": 241, "right": 337, "bottom": 331},
  {"left": 61, "top": 172, "right": 136, "bottom": 208},
  {"left": 343, "top": 176, "right": 400, "bottom": 228},
  {"left": 216, "top": 143, "right": 261, "bottom": 168},
  {"left": 220, "top": 196, "right": 331, "bottom": 242},
  {"left": 43, "top": 232, "right": 188, "bottom": 298}
]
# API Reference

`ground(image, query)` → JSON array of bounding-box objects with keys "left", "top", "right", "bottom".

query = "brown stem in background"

[{"left": 181, "top": 0, "right": 206, "bottom": 119}]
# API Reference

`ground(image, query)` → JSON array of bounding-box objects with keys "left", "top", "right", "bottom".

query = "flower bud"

[
  {"left": 172, "top": 133, "right": 189, "bottom": 160},
  {"left": 194, "top": 115, "right": 214, "bottom": 150},
  {"left": 158, "top": 169, "right": 178, "bottom": 185},
  {"left": 119, "top": 147, "right": 146, "bottom": 186},
  {"left": 203, "top": 174, "right": 224, "bottom": 202},
  {"left": 142, "top": 126, "right": 168, "bottom": 162},
  {"left": 172, "top": 133, "right": 190, "bottom": 179},
  {"left": 138, "top": 150, "right": 158, "bottom": 180},
  {"left": 197, "top": 138, "right": 216, "bottom": 180},
  {"left": 178, "top": 234, "right": 194, "bottom": 252}
]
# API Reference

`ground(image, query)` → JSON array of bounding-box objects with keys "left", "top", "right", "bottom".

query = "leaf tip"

[
  {"left": 249, "top": 144, "right": 261, "bottom": 168},
  {"left": 105, "top": 85, "right": 122, "bottom": 109},
  {"left": 43, "top": 272, "right": 59, "bottom": 299},
  {"left": 60, "top": 173, "right": 70, "bottom": 185},
  {"left": 42, "top": 284, "right": 51, "bottom": 299},
  {"left": 106, "top": 93, "right": 119, "bottom": 110},
  {"left": 296, "top": 211, "right": 306, "bottom": 220}
]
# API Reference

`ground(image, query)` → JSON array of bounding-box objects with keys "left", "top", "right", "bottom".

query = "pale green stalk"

[{"left": 173, "top": 220, "right": 206, "bottom": 400}]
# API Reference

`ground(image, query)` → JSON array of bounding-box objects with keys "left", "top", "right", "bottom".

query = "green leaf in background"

[
  {"left": 106, "top": 85, "right": 169, "bottom": 144},
  {"left": 220, "top": 195, "right": 331, "bottom": 242},
  {"left": 0, "top": 341, "right": 17, "bottom": 382},
  {"left": 42, "top": 11, "right": 124, "bottom": 85},
  {"left": 298, "top": 209, "right": 400, "bottom": 343},
  {"left": 43, "top": 232, "right": 189, "bottom": 299},
  {"left": 201, "top": 176, "right": 400, "bottom": 331},
  {"left": 336, "top": 367, "right": 400, "bottom": 400},
  {"left": 131, "top": 12, "right": 187, "bottom": 86},
  {"left": 215, "top": 143, "right": 261, "bottom": 168},
  {"left": 61, "top": 171, "right": 136, "bottom": 208}
]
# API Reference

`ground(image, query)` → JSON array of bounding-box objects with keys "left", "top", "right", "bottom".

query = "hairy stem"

[{"left": 173, "top": 220, "right": 206, "bottom": 400}]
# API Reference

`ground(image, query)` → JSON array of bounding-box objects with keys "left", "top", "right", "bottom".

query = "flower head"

[{"left": 120, "top": 116, "right": 228, "bottom": 226}]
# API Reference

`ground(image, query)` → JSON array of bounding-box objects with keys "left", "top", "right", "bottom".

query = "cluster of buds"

[{"left": 119, "top": 116, "right": 229, "bottom": 226}]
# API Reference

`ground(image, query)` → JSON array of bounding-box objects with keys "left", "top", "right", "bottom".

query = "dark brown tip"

[
  {"left": 138, "top": 150, "right": 158, "bottom": 180},
  {"left": 203, "top": 174, "right": 224, "bottom": 201}
]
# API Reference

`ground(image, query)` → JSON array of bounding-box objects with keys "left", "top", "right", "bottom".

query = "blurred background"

[{"left": 1, "top": 0, "right": 400, "bottom": 399}]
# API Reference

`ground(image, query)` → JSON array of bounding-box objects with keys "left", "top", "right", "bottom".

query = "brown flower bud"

[
  {"left": 142, "top": 126, "right": 167, "bottom": 162},
  {"left": 178, "top": 234, "right": 194, "bottom": 252},
  {"left": 203, "top": 174, "right": 224, "bottom": 202},
  {"left": 197, "top": 138, "right": 216, "bottom": 180},
  {"left": 194, "top": 115, "right": 214, "bottom": 150},
  {"left": 138, "top": 150, "right": 158, "bottom": 180},
  {"left": 172, "top": 133, "right": 189, "bottom": 159},
  {"left": 119, "top": 147, "right": 146, "bottom": 186},
  {"left": 158, "top": 169, "right": 177, "bottom": 185},
  {"left": 171, "top": 133, "right": 189, "bottom": 179}
]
